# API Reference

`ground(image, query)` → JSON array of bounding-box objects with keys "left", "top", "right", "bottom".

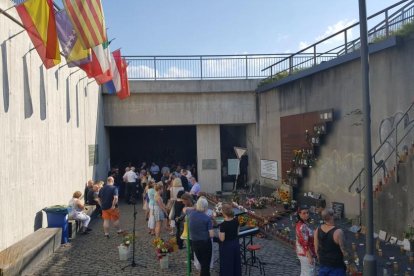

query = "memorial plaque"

[
  {"left": 332, "top": 202, "right": 344, "bottom": 219},
  {"left": 88, "top": 144, "right": 98, "bottom": 166},
  {"left": 260, "top": 159, "right": 278, "bottom": 180},
  {"left": 202, "top": 159, "right": 217, "bottom": 170}
]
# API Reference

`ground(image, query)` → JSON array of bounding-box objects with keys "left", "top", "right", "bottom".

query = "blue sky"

[{"left": 101, "top": 0, "right": 397, "bottom": 56}]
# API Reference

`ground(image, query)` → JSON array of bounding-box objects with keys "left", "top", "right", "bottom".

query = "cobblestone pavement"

[{"left": 26, "top": 202, "right": 300, "bottom": 276}]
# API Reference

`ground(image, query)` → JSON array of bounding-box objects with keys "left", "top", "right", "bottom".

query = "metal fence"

[
  {"left": 262, "top": 0, "right": 414, "bottom": 79},
  {"left": 124, "top": 54, "right": 296, "bottom": 80}
]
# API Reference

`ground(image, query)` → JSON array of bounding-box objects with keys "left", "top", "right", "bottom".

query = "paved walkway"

[{"left": 26, "top": 201, "right": 300, "bottom": 276}]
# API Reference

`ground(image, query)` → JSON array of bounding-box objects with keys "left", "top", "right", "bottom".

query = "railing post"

[
  {"left": 200, "top": 56, "right": 203, "bottom": 80},
  {"left": 395, "top": 122, "right": 399, "bottom": 183},
  {"left": 313, "top": 45, "right": 317, "bottom": 66},
  {"left": 358, "top": 175, "right": 362, "bottom": 226},
  {"left": 385, "top": 10, "right": 389, "bottom": 37},
  {"left": 153, "top": 57, "right": 157, "bottom": 80},
  {"left": 289, "top": 56, "right": 293, "bottom": 75},
  {"left": 270, "top": 66, "right": 273, "bottom": 78},
  {"left": 245, "top": 55, "right": 248, "bottom": 79},
  {"left": 344, "top": 30, "right": 348, "bottom": 54}
]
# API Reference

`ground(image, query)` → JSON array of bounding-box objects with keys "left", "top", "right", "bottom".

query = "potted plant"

[
  {"left": 118, "top": 233, "right": 135, "bottom": 261},
  {"left": 152, "top": 237, "right": 176, "bottom": 269}
]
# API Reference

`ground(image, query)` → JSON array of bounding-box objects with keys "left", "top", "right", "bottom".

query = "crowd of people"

[{"left": 68, "top": 160, "right": 349, "bottom": 276}]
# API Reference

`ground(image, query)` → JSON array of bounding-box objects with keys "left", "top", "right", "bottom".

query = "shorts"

[{"left": 102, "top": 208, "right": 120, "bottom": 221}]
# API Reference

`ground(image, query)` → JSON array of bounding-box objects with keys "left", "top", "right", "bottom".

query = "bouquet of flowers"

[
  {"left": 245, "top": 197, "right": 266, "bottom": 209},
  {"left": 121, "top": 233, "right": 136, "bottom": 247},
  {"left": 278, "top": 188, "right": 291, "bottom": 204},
  {"left": 214, "top": 202, "right": 223, "bottom": 216},
  {"left": 238, "top": 214, "right": 258, "bottom": 227},
  {"left": 152, "top": 238, "right": 175, "bottom": 260}
]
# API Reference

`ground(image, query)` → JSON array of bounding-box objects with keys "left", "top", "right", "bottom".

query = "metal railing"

[
  {"left": 348, "top": 101, "right": 414, "bottom": 194},
  {"left": 123, "top": 54, "right": 298, "bottom": 80},
  {"left": 262, "top": 0, "right": 414, "bottom": 79},
  {"left": 348, "top": 101, "right": 414, "bottom": 225}
]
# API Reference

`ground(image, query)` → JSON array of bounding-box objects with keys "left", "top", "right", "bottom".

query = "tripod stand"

[{"left": 121, "top": 201, "right": 146, "bottom": 270}]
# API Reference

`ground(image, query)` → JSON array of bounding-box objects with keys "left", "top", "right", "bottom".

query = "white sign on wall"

[
  {"left": 260, "top": 159, "right": 278, "bottom": 180},
  {"left": 228, "top": 159, "right": 240, "bottom": 176}
]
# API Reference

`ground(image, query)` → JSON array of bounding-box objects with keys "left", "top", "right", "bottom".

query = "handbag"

[
  {"left": 166, "top": 199, "right": 175, "bottom": 211},
  {"left": 168, "top": 201, "right": 176, "bottom": 220}
]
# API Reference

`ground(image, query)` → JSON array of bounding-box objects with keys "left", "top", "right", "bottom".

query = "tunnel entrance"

[
  {"left": 108, "top": 126, "right": 197, "bottom": 170},
  {"left": 220, "top": 125, "right": 247, "bottom": 188}
]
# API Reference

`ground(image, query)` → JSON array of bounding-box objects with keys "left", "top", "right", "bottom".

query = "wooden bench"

[{"left": 0, "top": 228, "right": 61, "bottom": 276}]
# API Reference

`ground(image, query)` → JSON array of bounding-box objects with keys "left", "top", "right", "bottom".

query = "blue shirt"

[
  {"left": 148, "top": 188, "right": 156, "bottom": 207},
  {"left": 188, "top": 209, "right": 212, "bottom": 241},
  {"left": 98, "top": 185, "right": 118, "bottom": 210}
]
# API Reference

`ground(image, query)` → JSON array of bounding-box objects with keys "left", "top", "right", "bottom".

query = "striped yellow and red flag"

[
  {"left": 63, "top": 0, "right": 107, "bottom": 49},
  {"left": 16, "top": 0, "right": 61, "bottom": 69}
]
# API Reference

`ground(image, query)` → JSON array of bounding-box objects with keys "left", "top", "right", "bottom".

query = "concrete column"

[{"left": 196, "top": 125, "right": 221, "bottom": 194}]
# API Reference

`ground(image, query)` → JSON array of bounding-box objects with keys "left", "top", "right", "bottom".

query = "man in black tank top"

[{"left": 314, "top": 208, "right": 348, "bottom": 276}]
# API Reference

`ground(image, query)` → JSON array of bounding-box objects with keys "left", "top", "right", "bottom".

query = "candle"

[
  {"left": 393, "top": 262, "right": 398, "bottom": 273},
  {"left": 352, "top": 242, "right": 356, "bottom": 251},
  {"left": 376, "top": 239, "right": 381, "bottom": 250},
  {"left": 378, "top": 249, "right": 383, "bottom": 256}
]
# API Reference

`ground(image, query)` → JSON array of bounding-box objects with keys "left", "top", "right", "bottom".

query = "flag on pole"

[
  {"left": 104, "top": 49, "right": 129, "bottom": 99},
  {"left": 16, "top": 0, "right": 61, "bottom": 69},
  {"left": 104, "top": 49, "right": 121, "bottom": 94},
  {"left": 117, "top": 58, "right": 130, "bottom": 100},
  {"left": 79, "top": 41, "right": 112, "bottom": 84},
  {"left": 55, "top": 9, "right": 91, "bottom": 67},
  {"left": 62, "top": 0, "right": 107, "bottom": 49}
]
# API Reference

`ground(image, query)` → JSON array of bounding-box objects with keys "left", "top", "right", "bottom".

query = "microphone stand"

[{"left": 122, "top": 188, "right": 145, "bottom": 270}]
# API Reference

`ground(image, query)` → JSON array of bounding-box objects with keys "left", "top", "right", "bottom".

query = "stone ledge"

[{"left": 0, "top": 228, "right": 61, "bottom": 276}]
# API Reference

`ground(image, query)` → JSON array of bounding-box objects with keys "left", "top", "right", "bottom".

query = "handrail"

[
  {"left": 262, "top": 0, "right": 414, "bottom": 77},
  {"left": 124, "top": 54, "right": 334, "bottom": 80},
  {"left": 348, "top": 101, "right": 414, "bottom": 194},
  {"left": 348, "top": 168, "right": 365, "bottom": 193}
]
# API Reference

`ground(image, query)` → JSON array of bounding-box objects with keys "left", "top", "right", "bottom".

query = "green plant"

[
  {"left": 258, "top": 67, "right": 309, "bottom": 88},
  {"left": 393, "top": 21, "right": 414, "bottom": 37},
  {"left": 404, "top": 224, "right": 414, "bottom": 241},
  {"left": 122, "top": 233, "right": 136, "bottom": 246}
]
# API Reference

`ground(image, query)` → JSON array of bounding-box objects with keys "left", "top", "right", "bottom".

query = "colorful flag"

[
  {"left": 55, "top": 9, "right": 91, "bottom": 67},
  {"left": 79, "top": 41, "right": 112, "bottom": 84},
  {"left": 63, "top": 0, "right": 107, "bottom": 49},
  {"left": 104, "top": 49, "right": 121, "bottom": 94},
  {"left": 16, "top": 0, "right": 61, "bottom": 68},
  {"left": 117, "top": 58, "right": 130, "bottom": 100}
]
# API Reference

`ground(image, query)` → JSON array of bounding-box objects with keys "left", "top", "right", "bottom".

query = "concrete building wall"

[
  {"left": 196, "top": 125, "right": 221, "bottom": 194},
  {"left": 0, "top": 0, "right": 109, "bottom": 251},
  {"left": 258, "top": 35, "right": 414, "bottom": 218},
  {"left": 104, "top": 91, "right": 257, "bottom": 126}
]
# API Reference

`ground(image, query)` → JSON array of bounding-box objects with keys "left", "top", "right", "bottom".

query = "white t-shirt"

[{"left": 124, "top": 170, "right": 138, "bottom": 182}]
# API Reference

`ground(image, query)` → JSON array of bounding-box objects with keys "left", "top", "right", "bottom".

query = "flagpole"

[{"left": 0, "top": 6, "right": 24, "bottom": 28}]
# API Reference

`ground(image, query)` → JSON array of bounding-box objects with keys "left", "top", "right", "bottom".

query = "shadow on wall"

[
  {"left": 66, "top": 77, "right": 71, "bottom": 122},
  {"left": 40, "top": 65, "right": 47, "bottom": 120},
  {"left": 1, "top": 42, "right": 10, "bottom": 113},
  {"left": 76, "top": 82, "right": 79, "bottom": 127},
  {"left": 23, "top": 54, "right": 33, "bottom": 118},
  {"left": 34, "top": 210, "right": 43, "bottom": 231}
]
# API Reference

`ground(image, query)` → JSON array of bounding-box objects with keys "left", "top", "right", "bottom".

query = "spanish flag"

[{"left": 16, "top": 0, "right": 61, "bottom": 69}]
